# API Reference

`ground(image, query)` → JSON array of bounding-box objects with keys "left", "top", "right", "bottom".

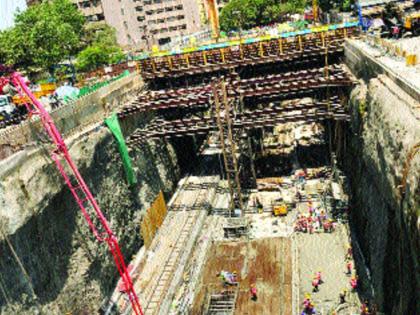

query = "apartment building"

[
  {"left": 70, "top": 0, "right": 204, "bottom": 49},
  {"left": 136, "top": 0, "right": 203, "bottom": 47},
  {"left": 27, "top": 0, "right": 206, "bottom": 48},
  {"left": 71, "top": 0, "right": 106, "bottom": 22}
]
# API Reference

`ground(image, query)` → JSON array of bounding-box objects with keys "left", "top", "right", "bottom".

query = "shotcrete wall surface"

[
  {"left": 0, "top": 76, "right": 181, "bottom": 314},
  {"left": 345, "top": 41, "right": 419, "bottom": 314}
]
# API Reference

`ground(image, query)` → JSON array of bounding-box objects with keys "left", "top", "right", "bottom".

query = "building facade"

[{"left": 70, "top": 0, "right": 205, "bottom": 49}]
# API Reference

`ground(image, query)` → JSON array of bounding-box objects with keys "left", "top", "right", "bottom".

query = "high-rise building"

[
  {"left": 71, "top": 0, "right": 205, "bottom": 49},
  {"left": 71, "top": 0, "right": 106, "bottom": 23},
  {"left": 139, "top": 0, "right": 203, "bottom": 47},
  {"left": 27, "top": 0, "right": 207, "bottom": 49}
]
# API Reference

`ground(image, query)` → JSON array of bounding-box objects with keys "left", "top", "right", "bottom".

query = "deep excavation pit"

[{"left": 0, "top": 36, "right": 419, "bottom": 315}]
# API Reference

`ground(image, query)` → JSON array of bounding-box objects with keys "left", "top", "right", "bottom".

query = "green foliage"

[
  {"left": 318, "top": 0, "right": 355, "bottom": 12},
  {"left": 75, "top": 44, "right": 125, "bottom": 72},
  {"left": 220, "top": 0, "right": 308, "bottom": 32},
  {"left": 358, "top": 100, "right": 367, "bottom": 117},
  {"left": 0, "top": 0, "right": 85, "bottom": 73},
  {"left": 82, "top": 23, "right": 119, "bottom": 47},
  {"left": 76, "top": 22, "right": 124, "bottom": 72},
  {"left": 0, "top": 0, "right": 125, "bottom": 76}
]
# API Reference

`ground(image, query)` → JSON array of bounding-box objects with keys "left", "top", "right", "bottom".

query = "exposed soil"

[{"left": 191, "top": 238, "right": 292, "bottom": 315}]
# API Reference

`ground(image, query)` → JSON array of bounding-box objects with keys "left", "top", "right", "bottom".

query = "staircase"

[{"left": 205, "top": 289, "right": 238, "bottom": 315}]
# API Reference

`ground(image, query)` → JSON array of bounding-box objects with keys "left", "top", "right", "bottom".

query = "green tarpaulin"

[{"left": 105, "top": 113, "right": 137, "bottom": 186}]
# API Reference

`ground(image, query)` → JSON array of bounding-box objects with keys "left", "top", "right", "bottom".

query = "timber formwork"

[{"left": 138, "top": 27, "right": 358, "bottom": 81}]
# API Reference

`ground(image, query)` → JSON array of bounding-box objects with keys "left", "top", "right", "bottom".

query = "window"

[
  {"left": 145, "top": 10, "right": 153, "bottom": 15},
  {"left": 177, "top": 15, "right": 185, "bottom": 20},
  {"left": 157, "top": 18, "right": 165, "bottom": 23},
  {"left": 180, "top": 24, "right": 186, "bottom": 30},
  {"left": 135, "top": 6, "right": 143, "bottom": 11},
  {"left": 80, "top": 1, "right": 91, "bottom": 8},
  {"left": 175, "top": 4, "right": 183, "bottom": 10},
  {"left": 121, "top": 8, "right": 125, "bottom": 15},
  {"left": 144, "top": 0, "right": 152, "bottom": 4},
  {"left": 165, "top": 6, "right": 173, "bottom": 12},
  {"left": 124, "top": 21, "right": 128, "bottom": 29},
  {"left": 137, "top": 16, "right": 145, "bottom": 21},
  {"left": 156, "top": 8, "right": 164, "bottom": 14},
  {"left": 158, "top": 37, "right": 171, "bottom": 45}
]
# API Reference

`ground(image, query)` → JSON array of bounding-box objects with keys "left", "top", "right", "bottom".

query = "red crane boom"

[{"left": 8, "top": 71, "right": 143, "bottom": 315}]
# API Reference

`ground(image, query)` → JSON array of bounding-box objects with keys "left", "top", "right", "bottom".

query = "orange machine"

[{"left": 12, "top": 82, "right": 56, "bottom": 105}]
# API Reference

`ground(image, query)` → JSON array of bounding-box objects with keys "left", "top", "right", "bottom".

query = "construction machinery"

[
  {"left": 272, "top": 199, "right": 288, "bottom": 216},
  {"left": 12, "top": 82, "right": 56, "bottom": 105}
]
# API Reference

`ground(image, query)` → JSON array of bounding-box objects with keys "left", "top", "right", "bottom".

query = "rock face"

[
  {"left": 0, "top": 122, "right": 180, "bottom": 314},
  {"left": 345, "top": 76, "right": 419, "bottom": 315}
]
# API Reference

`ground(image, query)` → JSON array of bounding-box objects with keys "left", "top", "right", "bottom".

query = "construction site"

[{"left": 0, "top": 2, "right": 419, "bottom": 315}]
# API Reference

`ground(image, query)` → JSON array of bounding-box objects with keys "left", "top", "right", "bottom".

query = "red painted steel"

[{"left": 9, "top": 72, "right": 143, "bottom": 315}]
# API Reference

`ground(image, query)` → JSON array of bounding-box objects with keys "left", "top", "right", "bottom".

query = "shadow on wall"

[{"left": 0, "top": 188, "right": 78, "bottom": 307}]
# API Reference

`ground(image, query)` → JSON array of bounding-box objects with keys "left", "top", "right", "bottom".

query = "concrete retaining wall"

[
  {"left": 344, "top": 39, "right": 420, "bottom": 314},
  {"left": 0, "top": 72, "right": 144, "bottom": 160},
  {"left": 345, "top": 39, "right": 420, "bottom": 103}
]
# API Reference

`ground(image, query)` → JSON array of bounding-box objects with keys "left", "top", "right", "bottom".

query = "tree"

[
  {"left": 75, "top": 44, "right": 125, "bottom": 72},
  {"left": 76, "top": 23, "right": 125, "bottom": 72},
  {"left": 220, "top": 0, "right": 308, "bottom": 32},
  {"left": 82, "top": 23, "right": 120, "bottom": 47},
  {"left": 0, "top": 0, "right": 85, "bottom": 73}
]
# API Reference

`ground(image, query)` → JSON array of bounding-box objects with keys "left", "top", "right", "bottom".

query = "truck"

[{"left": 0, "top": 95, "right": 16, "bottom": 120}]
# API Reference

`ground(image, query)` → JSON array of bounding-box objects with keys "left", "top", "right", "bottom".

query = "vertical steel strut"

[{"left": 10, "top": 72, "right": 143, "bottom": 315}]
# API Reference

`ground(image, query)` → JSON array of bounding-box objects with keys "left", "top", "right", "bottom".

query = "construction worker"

[
  {"left": 350, "top": 275, "right": 358, "bottom": 292},
  {"left": 346, "top": 245, "right": 353, "bottom": 260},
  {"left": 346, "top": 260, "right": 352, "bottom": 276},
  {"left": 219, "top": 270, "right": 238, "bottom": 286},
  {"left": 312, "top": 277, "right": 319, "bottom": 292},
  {"left": 250, "top": 283, "right": 257, "bottom": 301},
  {"left": 360, "top": 304, "right": 370, "bottom": 315},
  {"left": 315, "top": 271, "right": 323, "bottom": 284},
  {"left": 339, "top": 289, "right": 347, "bottom": 304}
]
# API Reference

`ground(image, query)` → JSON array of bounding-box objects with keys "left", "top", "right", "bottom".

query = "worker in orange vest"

[{"left": 350, "top": 275, "right": 358, "bottom": 291}]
